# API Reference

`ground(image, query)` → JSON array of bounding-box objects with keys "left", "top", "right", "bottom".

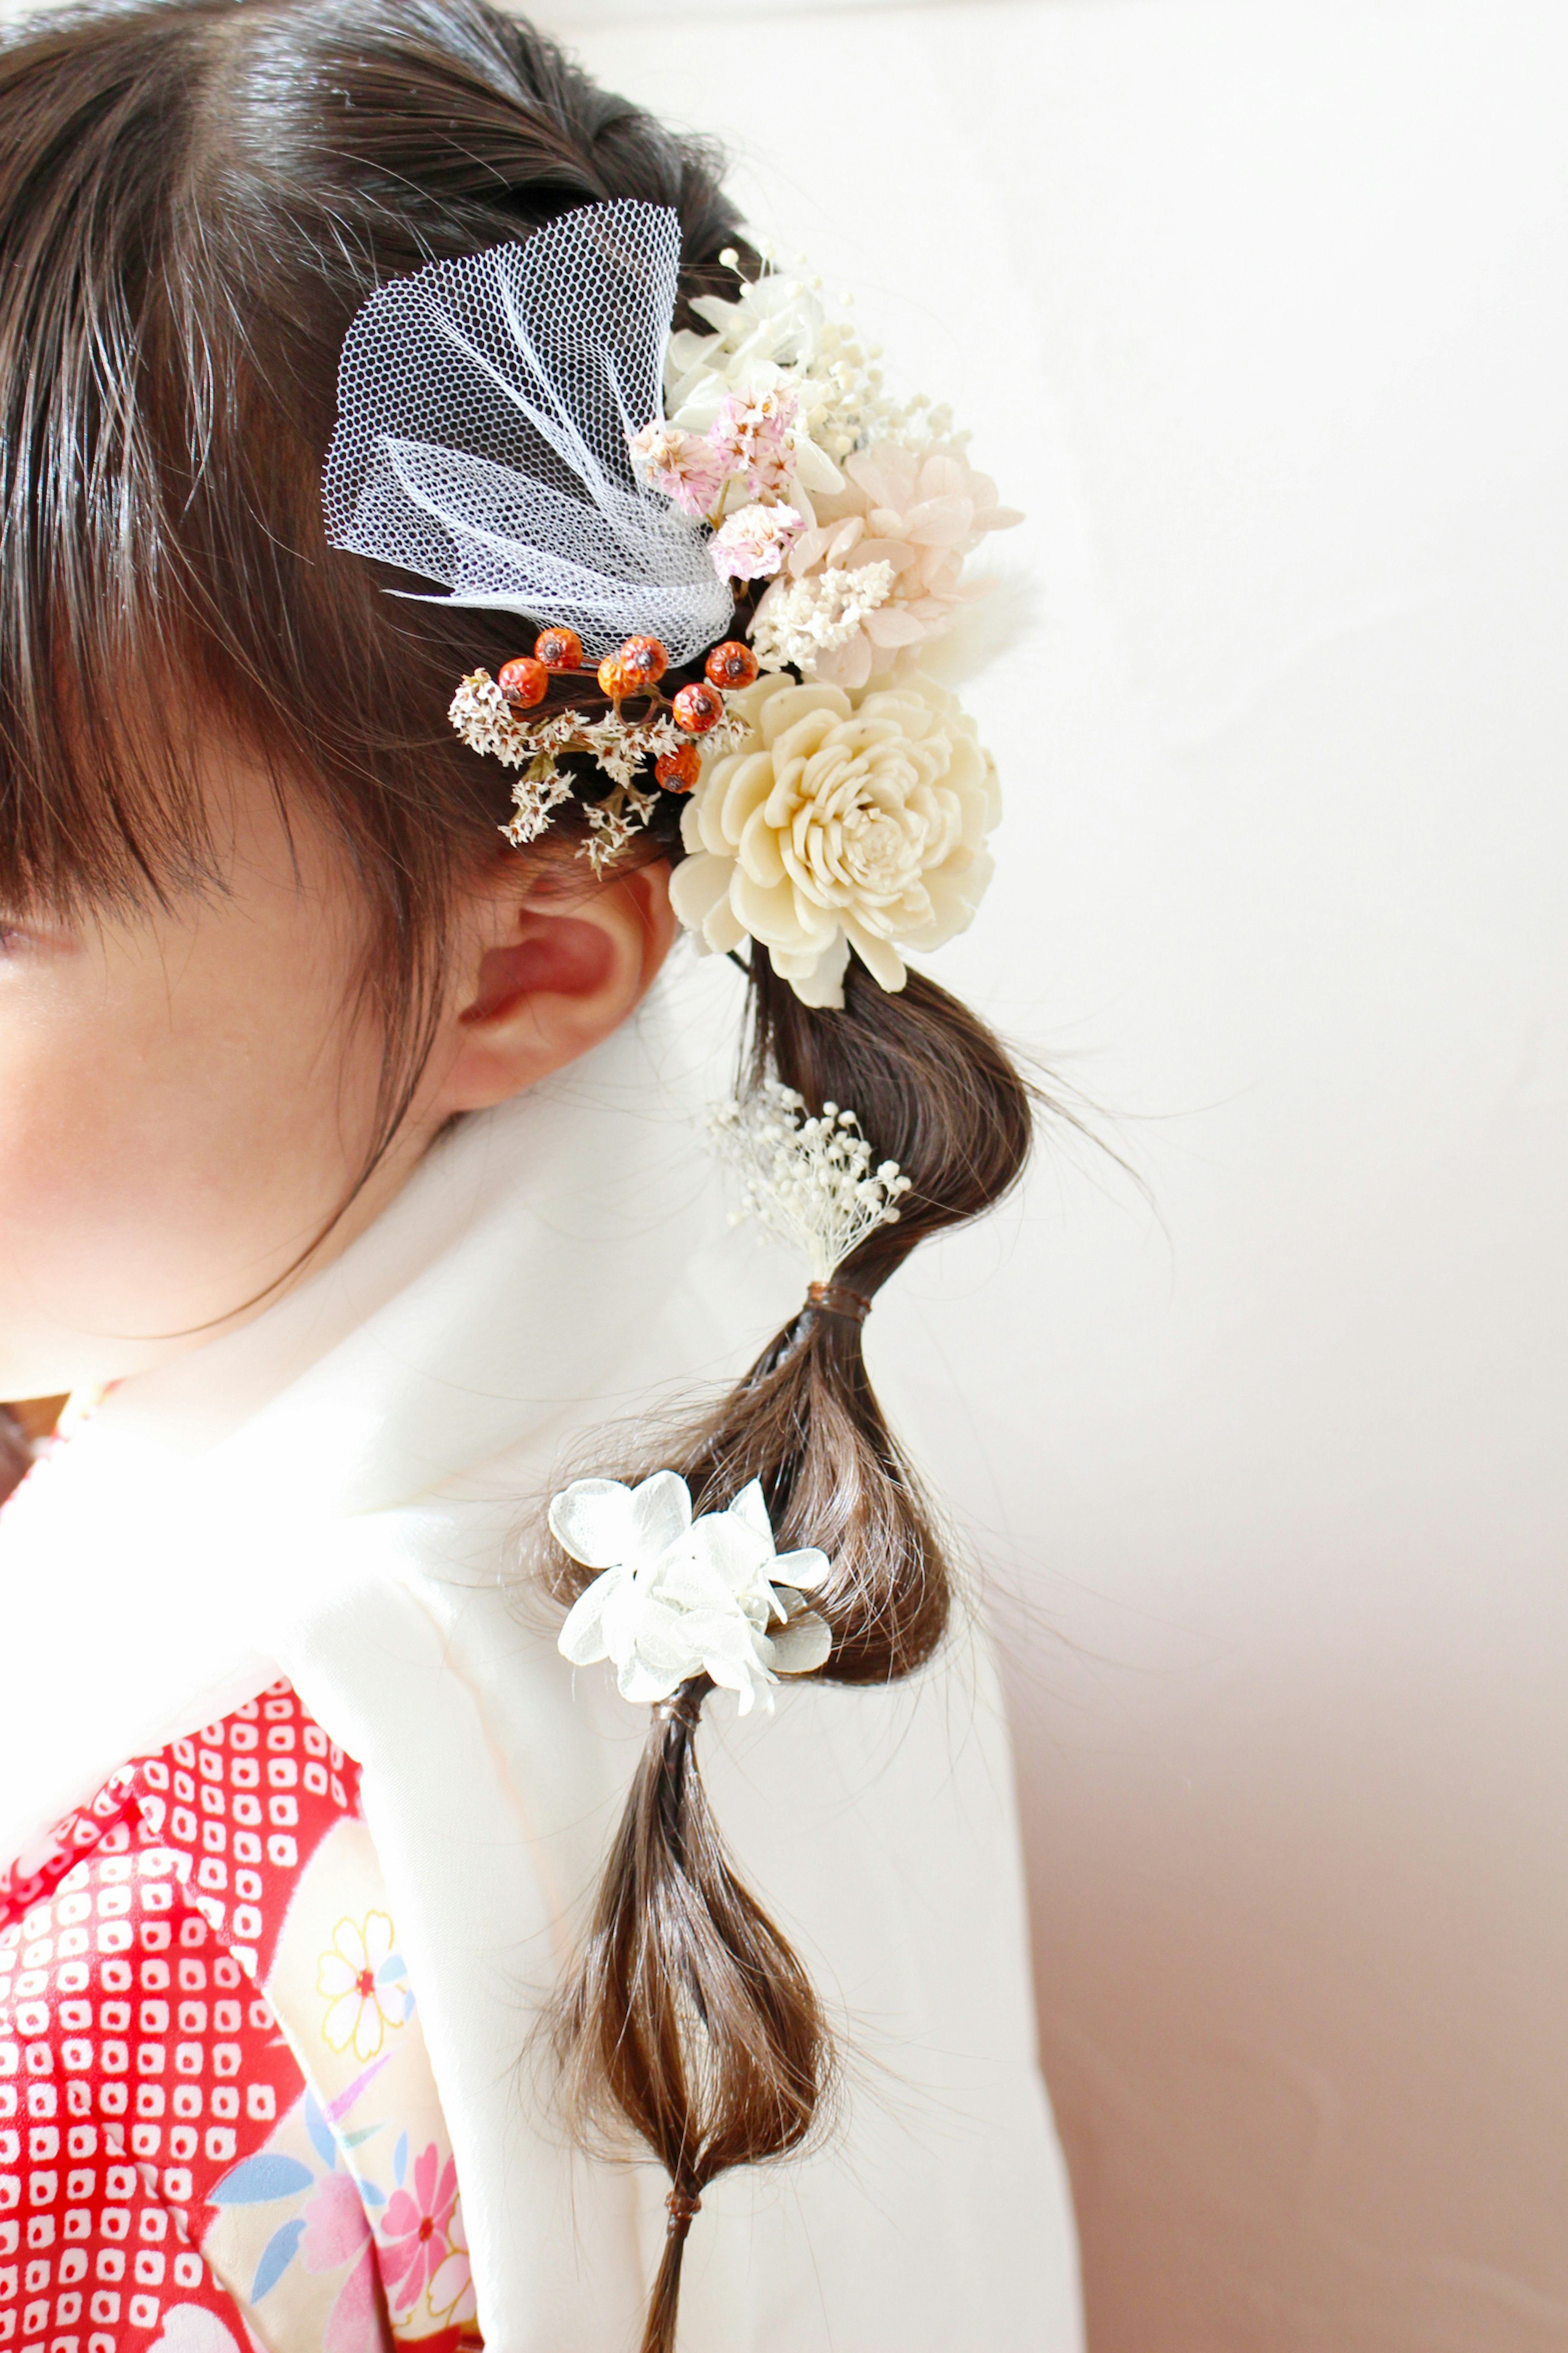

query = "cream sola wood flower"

[
  {"left": 550, "top": 1470, "right": 832, "bottom": 1714},
  {"left": 669, "top": 669, "right": 1000, "bottom": 1009}
]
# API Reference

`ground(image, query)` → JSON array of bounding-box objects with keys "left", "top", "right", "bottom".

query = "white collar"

[{"left": 0, "top": 954, "right": 788, "bottom": 1869}]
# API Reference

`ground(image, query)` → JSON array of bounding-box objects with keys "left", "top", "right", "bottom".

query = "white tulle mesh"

[{"left": 322, "top": 202, "right": 735, "bottom": 663}]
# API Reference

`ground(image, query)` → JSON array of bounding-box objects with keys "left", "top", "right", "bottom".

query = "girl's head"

[
  {"left": 0, "top": 4, "right": 1035, "bottom": 2342},
  {"left": 0, "top": 0, "right": 729, "bottom": 1397}
]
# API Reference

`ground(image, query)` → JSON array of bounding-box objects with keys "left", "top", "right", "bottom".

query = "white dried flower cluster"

[
  {"left": 694, "top": 710, "right": 754, "bottom": 763},
  {"left": 581, "top": 784, "right": 657, "bottom": 877},
  {"left": 503, "top": 755, "right": 574, "bottom": 848},
  {"left": 749, "top": 560, "right": 897, "bottom": 675},
  {"left": 666, "top": 259, "right": 959, "bottom": 480},
  {"left": 450, "top": 670, "right": 739, "bottom": 869},
  {"left": 710, "top": 1079, "right": 912, "bottom": 1284},
  {"left": 449, "top": 672, "right": 534, "bottom": 768}
]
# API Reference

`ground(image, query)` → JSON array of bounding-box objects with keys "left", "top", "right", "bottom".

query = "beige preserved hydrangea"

[
  {"left": 751, "top": 441, "right": 1022, "bottom": 689},
  {"left": 668, "top": 671, "right": 1000, "bottom": 1009}
]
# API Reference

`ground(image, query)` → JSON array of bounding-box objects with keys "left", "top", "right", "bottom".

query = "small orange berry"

[
  {"left": 497, "top": 656, "right": 549, "bottom": 709},
  {"left": 534, "top": 626, "right": 583, "bottom": 673},
  {"left": 617, "top": 634, "right": 669, "bottom": 688},
  {"left": 672, "top": 680, "right": 724, "bottom": 734},
  {"left": 704, "top": 639, "right": 758, "bottom": 690},
  {"left": 655, "top": 740, "right": 702, "bottom": 792},
  {"left": 597, "top": 654, "right": 628, "bottom": 700}
]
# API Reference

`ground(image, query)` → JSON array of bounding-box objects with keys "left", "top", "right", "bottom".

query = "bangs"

[
  {"left": 0, "top": 4, "right": 227, "bottom": 918},
  {"left": 0, "top": 0, "right": 750, "bottom": 946}
]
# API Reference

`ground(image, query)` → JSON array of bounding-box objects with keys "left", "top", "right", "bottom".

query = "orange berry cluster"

[
  {"left": 494, "top": 629, "right": 761, "bottom": 795},
  {"left": 496, "top": 624, "right": 585, "bottom": 708}
]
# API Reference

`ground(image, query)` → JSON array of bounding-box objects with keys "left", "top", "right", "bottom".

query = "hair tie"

[
  {"left": 665, "top": 2188, "right": 702, "bottom": 2239},
  {"left": 805, "top": 1279, "right": 871, "bottom": 1325},
  {"left": 652, "top": 1684, "right": 706, "bottom": 1730}
]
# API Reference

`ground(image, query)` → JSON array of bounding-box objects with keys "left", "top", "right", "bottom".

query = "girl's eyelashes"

[{"left": 0, "top": 915, "right": 71, "bottom": 958}]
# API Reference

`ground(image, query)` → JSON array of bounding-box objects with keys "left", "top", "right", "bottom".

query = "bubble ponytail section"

[{"left": 544, "top": 950, "right": 1035, "bottom": 2351}]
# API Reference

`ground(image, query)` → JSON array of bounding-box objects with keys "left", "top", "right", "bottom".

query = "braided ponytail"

[{"left": 546, "top": 950, "right": 1034, "bottom": 2351}]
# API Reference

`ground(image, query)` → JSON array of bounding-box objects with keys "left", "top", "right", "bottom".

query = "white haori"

[{"left": 0, "top": 954, "right": 1082, "bottom": 2351}]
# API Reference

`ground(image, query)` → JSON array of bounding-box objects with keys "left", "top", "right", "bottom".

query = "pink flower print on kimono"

[
  {"left": 301, "top": 2165, "right": 383, "bottom": 2353},
  {"left": 318, "top": 1909, "right": 412, "bottom": 2060},
  {"left": 381, "top": 2143, "right": 476, "bottom": 2326}
]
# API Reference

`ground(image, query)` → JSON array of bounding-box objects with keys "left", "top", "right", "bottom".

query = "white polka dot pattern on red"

[{"left": 0, "top": 1682, "right": 478, "bottom": 2353}]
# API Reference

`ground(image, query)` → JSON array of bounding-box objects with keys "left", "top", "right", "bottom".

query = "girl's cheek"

[{"left": 0, "top": 906, "right": 368, "bottom": 1373}]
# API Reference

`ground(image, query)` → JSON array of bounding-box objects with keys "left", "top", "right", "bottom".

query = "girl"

[{"left": 0, "top": 3, "right": 1082, "bottom": 2348}]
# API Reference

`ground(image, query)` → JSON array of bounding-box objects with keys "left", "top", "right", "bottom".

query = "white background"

[
  {"left": 5, "top": 0, "right": 1565, "bottom": 2342},
  {"left": 547, "top": 4, "right": 1568, "bottom": 2346}
]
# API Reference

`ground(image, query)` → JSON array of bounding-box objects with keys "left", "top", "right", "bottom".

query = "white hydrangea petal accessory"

[
  {"left": 710, "top": 1080, "right": 912, "bottom": 1292},
  {"left": 549, "top": 1467, "right": 693, "bottom": 1570},
  {"left": 551, "top": 1471, "right": 833, "bottom": 1714},
  {"left": 323, "top": 201, "right": 735, "bottom": 663}
]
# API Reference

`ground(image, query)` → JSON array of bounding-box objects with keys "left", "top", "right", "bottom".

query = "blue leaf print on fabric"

[
  {"left": 210, "top": 2154, "right": 315, "bottom": 2206},
  {"left": 250, "top": 2217, "right": 306, "bottom": 2302},
  {"left": 354, "top": 2175, "right": 387, "bottom": 2208},
  {"left": 378, "top": 1951, "right": 415, "bottom": 2018},
  {"left": 305, "top": 2090, "right": 339, "bottom": 2171},
  {"left": 394, "top": 2131, "right": 408, "bottom": 2187}
]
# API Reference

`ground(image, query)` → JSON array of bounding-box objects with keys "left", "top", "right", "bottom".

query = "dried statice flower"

[
  {"left": 710, "top": 500, "right": 805, "bottom": 584},
  {"left": 706, "top": 387, "right": 799, "bottom": 501},
  {"left": 709, "top": 1079, "right": 912, "bottom": 1284},
  {"left": 627, "top": 419, "right": 726, "bottom": 518},
  {"left": 700, "top": 711, "right": 755, "bottom": 761}
]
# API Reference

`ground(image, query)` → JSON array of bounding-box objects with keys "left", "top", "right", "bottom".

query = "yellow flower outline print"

[{"left": 317, "top": 1909, "right": 405, "bottom": 2060}]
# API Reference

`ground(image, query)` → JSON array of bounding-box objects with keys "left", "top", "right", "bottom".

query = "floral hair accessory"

[
  {"left": 321, "top": 203, "right": 1019, "bottom": 1005},
  {"left": 550, "top": 1470, "right": 832, "bottom": 1714},
  {"left": 710, "top": 1081, "right": 911, "bottom": 1305},
  {"left": 670, "top": 671, "right": 1000, "bottom": 1007},
  {"left": 447, "top": 639, "right": 753, "bottom": 872}
]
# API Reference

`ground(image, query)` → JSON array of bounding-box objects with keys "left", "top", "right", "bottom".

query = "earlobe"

[{"left": 432, "top": 858, "right": 676, "bottom": 1115}]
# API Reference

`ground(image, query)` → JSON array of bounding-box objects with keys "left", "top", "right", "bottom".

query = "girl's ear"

[{"left": 431, "top": 855, "right": 677, "bottom": 1114}]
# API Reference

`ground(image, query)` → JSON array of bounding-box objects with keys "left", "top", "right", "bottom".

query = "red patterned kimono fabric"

[{"left": 0, "top": 1686, "right": 481, "bottom": 2353}]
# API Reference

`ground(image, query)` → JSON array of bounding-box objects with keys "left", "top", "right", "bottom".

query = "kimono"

[{"left": 0, "top": 959, "right": 1082, "bottom": 2351}]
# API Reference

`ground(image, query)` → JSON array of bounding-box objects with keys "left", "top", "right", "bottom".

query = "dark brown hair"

[{"left": 0, "top": 4, "right": 1034, "bottom": 2345}]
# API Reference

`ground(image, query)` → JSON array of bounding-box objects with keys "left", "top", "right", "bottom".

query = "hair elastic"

[
  {"left": 805, "top": 1279, "right": 871, "bottom": 1325},
  {"left": 665, "top": 2188, "right": 702, "bottom": 2238},
  {"left": 652, "top": 1684, "right": 706, "bottom": 1730}
]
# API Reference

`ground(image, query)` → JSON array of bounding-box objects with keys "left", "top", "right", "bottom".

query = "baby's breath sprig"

[{"left": 709, "top": 1079, "right": 912, "bottom": 1285}]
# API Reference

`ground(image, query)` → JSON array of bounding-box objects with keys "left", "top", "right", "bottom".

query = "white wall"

[
  {"left": 553, "top": 5, "right": 1568, "bottom": 2346},
  {"left": 5, "top": 0, "right": 1564, "bottom": 2339}
]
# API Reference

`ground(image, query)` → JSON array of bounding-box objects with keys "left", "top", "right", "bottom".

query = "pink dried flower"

[
  {"left": 706, "top": 388, "right": 799, "bottom": 500},
  {"left": 709, "top": 500, "right": 805, "bottom": 582},
  {"left": 628, "top": 420, "right": 725, "bottom": 517}
]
